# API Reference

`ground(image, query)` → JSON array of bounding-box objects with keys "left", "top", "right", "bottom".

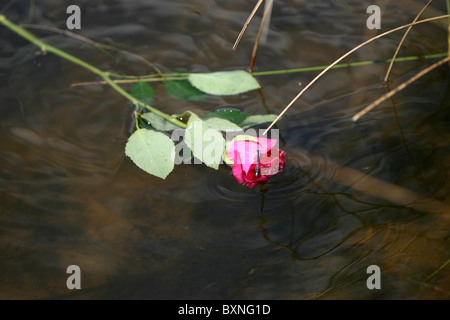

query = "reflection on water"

[{"left": 0, "top": 0, "right": 449, "bottom": 299}]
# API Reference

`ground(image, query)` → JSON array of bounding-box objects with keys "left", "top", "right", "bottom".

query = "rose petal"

[
  {"left": 227, "top": 140, "right": 258, "bottom": 174},
  {"left": 232, "top": 164, "right": 246, "bottom": 185},
  {"left": 257, "top": 137, "right": 278, "bottom": 154},
  {"left": 226, "top": 135, "right": 286, "bottom": 188},
  {"left": 226, "top": 137, "right": 279, "bottom": 173},
  {"left": 259, "top": 148, "right": 286, "bottom": 176},
  {"left": 241, "top": 164, "right": 269, "bottom": 188}
]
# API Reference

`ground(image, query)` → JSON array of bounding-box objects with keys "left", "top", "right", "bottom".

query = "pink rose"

[{"left": 224, "top": 135, "right": 286, "bottom": 188}]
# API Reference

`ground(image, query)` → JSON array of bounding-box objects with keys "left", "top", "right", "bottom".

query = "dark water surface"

[{"left": 0, "top": 0, "right": 449, "bottom": 299}]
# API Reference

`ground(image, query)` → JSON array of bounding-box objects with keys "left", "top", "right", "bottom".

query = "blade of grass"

[
  {"left": 352, "top": 55, "right": 450, "bottom": 121},
  {"left": 262, "top": 14, "right": 450, "bottom": 135},
  {"left": 384, "top": 0, "right": 433, "bottom": 83}
]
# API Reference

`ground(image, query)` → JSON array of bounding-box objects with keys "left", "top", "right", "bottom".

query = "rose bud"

[{"left": 223, "top": 135, "right": 286, "bottom": 188}]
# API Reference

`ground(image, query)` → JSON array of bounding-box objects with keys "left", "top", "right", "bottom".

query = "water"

[{"left": 0, "top": 0, "right": 449, "bottom": 299}]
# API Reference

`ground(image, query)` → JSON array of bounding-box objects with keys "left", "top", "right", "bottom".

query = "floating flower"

[{"left": 223, "top": 135, "right": 286, "bottom": 188}]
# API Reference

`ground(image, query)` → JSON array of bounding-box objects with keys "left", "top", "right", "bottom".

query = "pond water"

[{"left": 0, "top": 0, "right": 449, "bottom": 299}]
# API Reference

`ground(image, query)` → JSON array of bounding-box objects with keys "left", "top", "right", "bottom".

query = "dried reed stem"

[
  {"left": 248, "top": 0, "right": 274, "bottom": 72},
  {"left": 263, "top": 14, "right": 450, "bottom": 135},
  {"left": 352, "top": 55, "right": 450, "bottom": 121},
  {"left": 383, "top": 0, "right": 433, "bottom": 83},
  {"left": 233, "top": 0, "right": 264, "bottom": 51}
]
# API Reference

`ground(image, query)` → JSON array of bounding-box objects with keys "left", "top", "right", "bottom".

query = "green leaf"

[
  {"left": 130, "top": 81, "right": 155, "bottom": 105},
  {"left": 141, "top": 112, "right": 180, "bottom": 131},
  {"left": 204, "top": 117, "right": 243, "bottom": 132},
  {"left": 125, "top": 128, "right": 175, "bottom": 179},
  {"left": 164, "top": 79, "right": 207, "bottom": 101},
  {"left": 239, "top": 114, "right": 278, "bottom": 129},
  {"left": 184, "top": 113, "right": 225, "bottom": 170},
  {"left": 202, "top": 108, "right": 249, "bottom": 124},
  {"left": 188, "top": 70, "right": 260, "bottom": 96}
]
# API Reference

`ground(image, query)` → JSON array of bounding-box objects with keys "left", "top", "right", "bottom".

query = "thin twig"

[
  {"left": 249, "top": 0, "right": 274, "bottom": 72},
  {"left": 352, "top": 55, "right": 450, "bottom": 121},
  {"left": 0, "top": 0, "right": 19, "bottom": 14},
  {"left": 425, "top": 258, "right": 450, "bottom": 281},
  {"left": 260, "top": 0, "right": 273, "bottom": 44},
  {"left": 21, "top": 24, "right": 165, "bottom": 77},
  {"left": 262, "top": 14, "right": 450, "bottom": 135},
  {"left": 0, "top": 14, "right": 186, "bottom": 128},
  {"left": 384, "top": 0, "right": 433, "bottom": 83},
  {"left": 71, "top": 75, "right": 187, "bottom": 87},
  {"left": 233, "top": 0, "right": 264, "bottom": 51}
]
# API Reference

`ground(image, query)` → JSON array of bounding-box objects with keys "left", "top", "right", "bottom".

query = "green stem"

[
  {"left": 112, "top": 75, "right": 188, "bottom": 82},
  {"left": 102, "top": 53, "right": 448, "bottom": 83},
  {"left": 78, "top": 53, "right": 447, "bottom": 87},
  {"left": 0, "top": 14, "right": 186, "bottom": 129},
  {"left": 251, "top": 53, "right": 448, "bottom": 76}
]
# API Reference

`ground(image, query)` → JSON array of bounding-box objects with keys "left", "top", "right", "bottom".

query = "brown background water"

[{"left": 0, "top": 0, "right": 449, "bottom": 299}]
